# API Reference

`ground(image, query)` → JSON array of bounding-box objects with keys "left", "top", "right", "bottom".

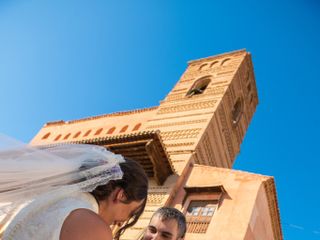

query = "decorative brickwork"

[
  {"left": 218, "top": 105, "right": 235, "bottom": 161},
  {"left": 157, "top": 100, "right": 217, "bottom": 114},
  {"left": 147, "top": 192, "right": 168, "bottom": 205},
  {"left": 148, "top": 111, "right": 214, "bottom": 122},
  {"left": 165, "top": 142, "right": 194, "bottom": 148},
  {"left": 195, "top": 147, "right": 206, "bottom": 165},
  {"left": 160, "top": 129, "right": 202, "bottom": 141},
  {"left": 146, "top": 119, "right": 207, "bottom": 129},
  {"left": 202, "top": 133, "right": 216, "bottom": 166},
  {"left": 205, "top": 86, "right": 227, "bottom": 96}
]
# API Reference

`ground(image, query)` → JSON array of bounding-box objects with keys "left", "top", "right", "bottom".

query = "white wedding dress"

[
  {"left": 0, "top": 136, "right": 124, "bottom": 240},
  {"left": 3, "top": 192, "right": 99, "bottom": 240}
]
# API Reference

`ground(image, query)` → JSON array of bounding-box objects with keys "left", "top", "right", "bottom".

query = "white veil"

[{"left": 0, "top": 134, "right": 125, "bottom": 236}]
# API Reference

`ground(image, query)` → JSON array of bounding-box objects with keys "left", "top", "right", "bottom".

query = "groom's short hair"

[{"left": 152, "top": 207, "right": 186, "bottom": 239}]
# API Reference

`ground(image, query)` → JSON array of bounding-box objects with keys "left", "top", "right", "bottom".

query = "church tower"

[
  {"left": 31, "top": 50, "right": 282, "bottom": 240},
  {"left": 145, "top": 50, "right": 258, "bottom": 173}
]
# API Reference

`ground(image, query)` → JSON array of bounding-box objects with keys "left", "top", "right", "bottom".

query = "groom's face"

[{"left": 143, "top": 214, "right": 182, "bottom": 240}]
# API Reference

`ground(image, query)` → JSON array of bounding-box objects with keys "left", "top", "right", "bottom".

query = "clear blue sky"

[{"left": 0, "top": 0, "right": 319, "bottom": 239}]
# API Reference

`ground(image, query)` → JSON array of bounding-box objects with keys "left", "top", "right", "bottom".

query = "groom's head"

[{"left": 143, "top": 207, "right": 186, "bottom": 240}]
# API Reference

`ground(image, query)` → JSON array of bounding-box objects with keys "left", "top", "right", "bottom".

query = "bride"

[{"left": 0, "top": 135, "right": 148, "bottom": 240}]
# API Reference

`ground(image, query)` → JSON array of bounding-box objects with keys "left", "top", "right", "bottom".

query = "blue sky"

[{"left": 0, "top": 0, "right": 319, "bottom": 239}]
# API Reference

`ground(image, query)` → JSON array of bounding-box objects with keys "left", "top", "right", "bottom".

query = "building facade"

[{"left": 31, "top": 49, "right": 282, "bottom": 240}]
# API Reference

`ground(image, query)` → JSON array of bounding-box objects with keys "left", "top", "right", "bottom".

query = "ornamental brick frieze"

[
  {"left": 205, "top": 86, "right": 227, "bottom": 96},
  {"left": 165, "top": 86, "right": 227, "bottom": 102},
  {"left": 147, "top": 192, "right": 168, "bottom": 205},
  {"left": 148, "top": 111, "right": 214, "bottom": 122},
  {"left": 157, "top": 100, "right": 217, "bottom": 115},
  {"left": 233, "top": 121, "right": 243, "bottom": 147},
  {"left": 194, "top": 147, "right": 206, "bottom": 165},
  {"left": 222, "top": 88, "right": 234, "bottom": 116},
  {"left": 209, "top": 118, "right": 231, "bottom": 168},
  {"left": 160, "top": 128, "right": 202, "bottom": 141},
  {"left": 165, "top": 92, "right": 207, "bottom": 102},
  {"left": 146, "top": 119, "right": 207, "bottom": 129},
  {"left": 164, "top": 142, "right": 195, "bottom": 148},
  {"left": 218, "top": 106, "right": 235, "bottom": 161},
  {"left": 239, "top": 56, "right": 254, "bottom": 91},
  {"left": 237, "top": 74, "right": 251, "bottom": 102},
  {"left": 202, "top": 133, "right": 217, "bottom": 166}
]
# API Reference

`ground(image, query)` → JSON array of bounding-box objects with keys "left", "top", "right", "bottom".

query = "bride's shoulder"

[{"left": 60, "top": 208, "right": 112, "bottom": 240}]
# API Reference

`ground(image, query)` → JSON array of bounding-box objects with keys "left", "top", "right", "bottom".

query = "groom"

[{"left": 142, "top": 207, "right": 186, "bottom": 240}]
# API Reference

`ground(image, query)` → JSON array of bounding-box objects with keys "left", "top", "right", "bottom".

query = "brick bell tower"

[
  {"left": 144, "top": 50, "right": 258, "bottom": 173},
  {"left": 31, "top": 50, "right": 282, "bottom": 240}
]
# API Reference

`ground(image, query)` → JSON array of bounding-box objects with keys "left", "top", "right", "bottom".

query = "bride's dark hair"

[{"left": 91, "top": 158, "right": 148, "bottom": 240}]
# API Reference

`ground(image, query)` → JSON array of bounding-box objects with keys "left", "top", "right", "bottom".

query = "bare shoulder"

[{"left": 60, "top": 208, "right": 112, "bottom": 240}]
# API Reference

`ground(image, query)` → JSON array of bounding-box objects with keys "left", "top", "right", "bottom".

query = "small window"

[
  {"left": 231, "top": 98, "right": 243, "bottom": 125},
  {"left": 63, "top": 133, "right": 71, "bottom": 140},
  {"left": 210, "top": 61, "right": 219, "bottom": 68},
  {"left": 95, "top": 128, "right": 103, "bottom": 135},
  {"left": 186, "top": 200, "right": 218, "bottom": 233},
  {"left": 183, "top": 186, "right": 225, "bottom": 234},
  {"left": 42, "top": 133, "right": 50, "bottom": 140},
  {"left": 107, "top": 127, "right": 116, "bottom": 134},
  {"left": 221, "top": 58, "right": 231, "bottom": 66},
  {"left": 132, "top": 123, "right": 141, "bottom": 131},
  {"left": 199, "top": 63, "right": 208, "bottom": 71},
  {"left": 186, "top": 77, "right": 211, "bottom": 97},
  {"left": 187, "top": 201, "right": 217, "bottom": 217},
  {"left": 83, "top": 130, "right": 91, "bottom": 137},
  {"left": 73, "top": 131, "right": 81, "bottom": 138},
  {"left": 120, "top": 125, "right": 128, "bottom": 133},
  {"left": 54, "top": 134, "right": 62, "bottom": 141}
]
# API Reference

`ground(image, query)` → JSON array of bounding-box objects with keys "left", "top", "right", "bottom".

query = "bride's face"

[
  {"left": 112, "top": 199, "right": 144, "bottom": 226},
  {"left": 99, "top": 187, "right": 144, "bottom": 226}
]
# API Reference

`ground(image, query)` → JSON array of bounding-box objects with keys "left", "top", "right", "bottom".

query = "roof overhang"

[
  {"left": 184, "top": 185, "right": 226, "bottom": 194},
  {"left": 37, "top": 130, "right": 173, "bottom": 185}
]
